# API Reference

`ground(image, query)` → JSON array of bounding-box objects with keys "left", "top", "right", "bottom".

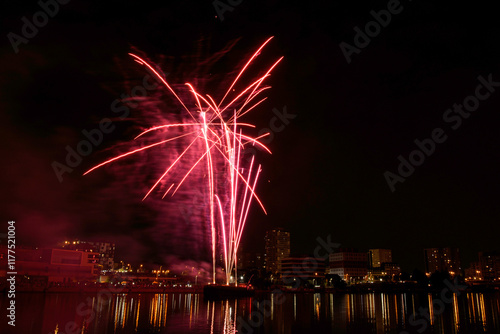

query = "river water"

[{"left": 1, "top": 290, "right": 499, "bottom": 333}]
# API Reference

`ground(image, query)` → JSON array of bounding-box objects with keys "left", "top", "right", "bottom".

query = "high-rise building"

[
  {"left": 424, "top": 247, "right": 461, "bottom": 276},
  {"left": 464, "top": 261, "right": 482, "bottom": 281},
  {"left": 264, "top": 228, "right": 290, "bottom": 275},
  {"left": 464, "top": 252, "right": 500, "bottom": 282},
  {"left": 368, "top": 249, "right": 393, "bottom": 268},
  {"left": 329, "top": 248, "right": 368, "bottom": 282},
  {"left": 478, "top": 251, "right": 500, "bottom": 282}
]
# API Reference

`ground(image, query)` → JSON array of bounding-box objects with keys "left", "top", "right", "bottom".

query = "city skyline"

[
  {"left": 2, "top": 0, "right": 500, "bottom": 276},
  {"left": 3, "top": 232, "right": 497, "bottom": 276}
]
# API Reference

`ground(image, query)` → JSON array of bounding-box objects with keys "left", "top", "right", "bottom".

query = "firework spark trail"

[{"left": 85, "top": 38, "right": 281, "bottom": 284}]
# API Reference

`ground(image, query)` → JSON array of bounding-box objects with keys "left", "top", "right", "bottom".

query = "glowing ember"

[{"left": 84, "top": 37, "right": 282, "bottom": 284}]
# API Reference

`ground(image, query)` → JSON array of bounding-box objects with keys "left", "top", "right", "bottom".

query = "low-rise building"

[
  {"left": 1, "top": 245, "right": 99, "bottom": 283},
  {"left": 281, "top": 256, "right": 326, "bottom": 286},
  {"left": 329, "top": 249, "right": 367, "bottom": 282}
]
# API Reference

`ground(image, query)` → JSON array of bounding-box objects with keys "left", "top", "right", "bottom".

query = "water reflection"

[{"left": 2, "top": 290, "right": 499, "bottom": 333}]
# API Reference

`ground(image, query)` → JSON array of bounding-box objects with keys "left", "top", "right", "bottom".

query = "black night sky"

[{"left": 2, "top": 0, "right": 500, "bottom": 273}]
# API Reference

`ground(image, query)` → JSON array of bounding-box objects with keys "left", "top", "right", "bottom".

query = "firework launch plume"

[{"left": 85, "top": 37, "right": 282, "bottom": 284}]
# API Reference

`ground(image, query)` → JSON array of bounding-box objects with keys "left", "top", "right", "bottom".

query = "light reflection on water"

[{"left": 1, "top": 290, "right": 499, "bottom": 333}]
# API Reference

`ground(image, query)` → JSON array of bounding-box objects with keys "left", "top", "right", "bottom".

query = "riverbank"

[{"left": 2, "top": 282, "right": 499, "bottom": 294}]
